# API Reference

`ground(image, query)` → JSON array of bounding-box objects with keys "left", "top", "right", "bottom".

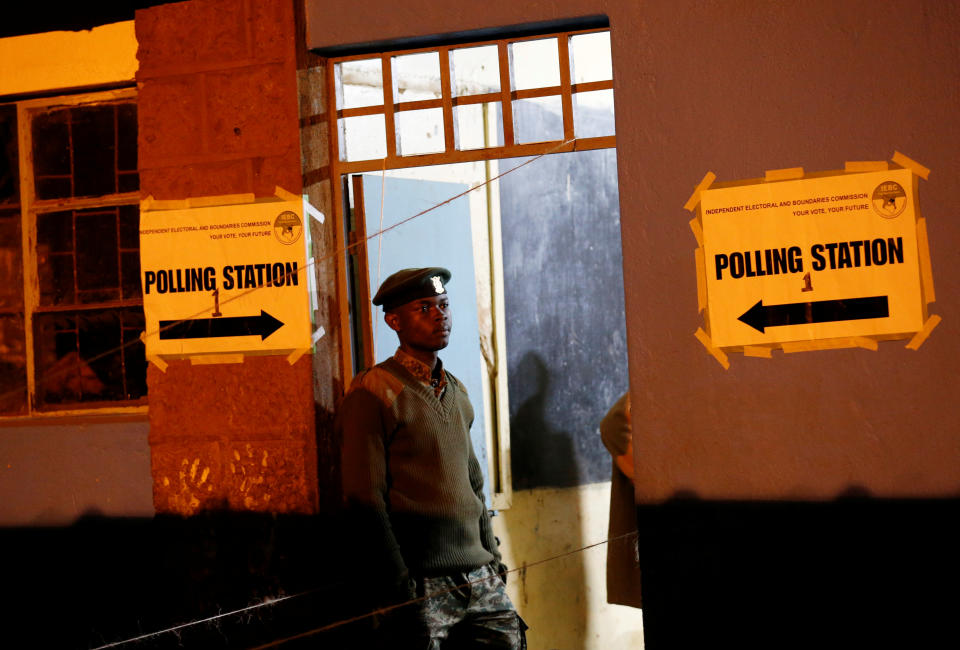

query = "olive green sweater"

[{"left": 339, "top": 357, "right": 499, "bottom": 592}]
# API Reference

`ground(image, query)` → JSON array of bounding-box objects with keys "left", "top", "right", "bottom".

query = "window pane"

[
  {"left": 37, "top": 206, "right": 132, "bottom": 306},
  {"left": 118, "top": 204, "right": 139, "bottom": 249},
  {"left": 72, "top": 105, "right": 117, "bottom": 197},
  {"left": 451, "top": 45, "right": 500, "bottom": 96},
  {"left": 40, "top": 254, "right": 75, "bottom": 305},
  {"left": 118, "top": 204, "right": 142, "bottom": 299},
  {"left": 393, "top": 52, "right": 441, "bottom": 102},
  {"left": 455, "top": 103, "right": 503, "bottom": 150},
  {"left": 0, "top": 105, "right": 19, "bottom": 206},
  {"left": 339, "top": 114, "right": 386, "bottom": 162},
  {"left": 34, "top": 307, "right": 145, "bottom": 407},
  {"left": 37, "top": 210, "right": 75, "bottom": 306},
  {"left": 569, "top": 32, "right": 613, "bottom": 84},
  {"left": 37, "top": 209, "right": 73, "bottom": 253},
  {"left": 0, "top": 209, "right": 23, "bottom": 310},
  {"left": 336, "top": 59, "right": 384, "bottom": 110},
  {"left": 510, "top": 38, "right": 560, "bottom": 90},
  {"left": 76, "top": 208, "right": 120, "bottom": 301},
  {"left": 33, "top": 102, "right": 137, "bottom": 201},
  {"left": 118, "top": 171, "right": 139, "bottom": 193},
  {"left": 396, "top": 108, "right": 444, "bottom": 156},
  {"left": 32, "top": 108, "right": 71, "bottom": 178},
  {"left": 121, "top": 251, "right": 141, "bottom": 300},
  {"left": 117, "top": 103, "right": 138, "bottom": 171},
  {"left": 0, "top": 314, "right": 27, "bottom": 415},
  {"left": 513, "top": 96, "right": 564, "bottom": 144},
  {"left": 573, "top": 89, "right": 616, "bottom": 138}
]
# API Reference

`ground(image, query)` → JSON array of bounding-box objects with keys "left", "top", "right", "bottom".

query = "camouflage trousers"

[{"left": 385, "top": 563, "right": 526, "bottom": 649}]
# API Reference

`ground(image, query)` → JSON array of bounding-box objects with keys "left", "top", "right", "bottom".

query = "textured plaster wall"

[
  {"left": 495, "top": 483, "right": 645, "bottom": 650},
  {"left": 0, "top": 419, "right": 153, "bottom": 525},
  {"left": 138, "top": 0, "right": 318, "bottom": 515},
  {"left": 307, "top": 0, "right": 960, "bottom": 503}
]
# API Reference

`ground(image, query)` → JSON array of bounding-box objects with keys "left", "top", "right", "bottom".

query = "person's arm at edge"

[
  {"left": 601, "top": 391, "right": 634, "bottom": 481},
  {"left": 340, "top": 379, "right": 415, "bottom": 601}
]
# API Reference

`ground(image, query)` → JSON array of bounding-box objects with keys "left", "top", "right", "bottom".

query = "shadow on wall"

[
  {"left": 506, "top": 351, "right": 590, "bottom": 646},
  {"left": 510, "top": 352, "right": 580, "bottom": 488}
]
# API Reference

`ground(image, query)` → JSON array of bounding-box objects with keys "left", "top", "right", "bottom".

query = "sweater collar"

[{"left": 394, "top": 348, "right": 447, "bottom": 397}]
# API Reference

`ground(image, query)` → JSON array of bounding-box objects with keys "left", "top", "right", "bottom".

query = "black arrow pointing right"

[
  {"left": 159, "top": 310, "right": 284, "bottom": 341},
  {"left": 738, "top": 296, "right": 889, "bottom": 333}
]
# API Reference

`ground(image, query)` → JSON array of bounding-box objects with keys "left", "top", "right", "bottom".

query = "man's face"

[{"left": 384, "top": 294, "right": 452, "bottom": 352}]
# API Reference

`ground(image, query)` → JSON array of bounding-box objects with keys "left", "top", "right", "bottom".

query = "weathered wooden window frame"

[
  {"left": 326, "top": 29, "right": 616, "bottom": 508},
  {"left": 1, "top": 87, "right": 146, "bottom": 420}
]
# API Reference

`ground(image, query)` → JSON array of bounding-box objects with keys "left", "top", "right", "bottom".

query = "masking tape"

[
  {"left": 854, "top": 337, "right": 879, "bottom": 351},
  {"left": 891, "top": 151, "right": 930, "bottom": 180},
  {"left": 186, "top": 193, "right": 256, "bottom": 208},
  {"left": 689, "top": 216, "right": 703, "bottom": 248},
  {"left": 139, "top": 332, "right": 169, "bottom": 372},
  {"left": 274, "top": 186, "right": 301, "bottom": 202},
  {"left": 844, "top": 161, "right": 888, "bottom": 173},
  {"left": 764, "top": 167, "right": 804, "bottom": 182},
  {"left": 190, "top": 354, "right": 245, "bottom": 365},
  {"left": 147, "top": 355, "right": 169, "bottom": 372},
  {"left": 303, "top": 200, "right": 326, "bottom": 224},
  {"left": 906, "top": 314, "right": 941, "bottom": 350},
  {"left": 916, "top": 217, "right": 936, "bottom": 304},
  {"left": 695, "top": 248, "right": 706, "bottom": 313},
  {"left": 311, "top": 325, "right": 326, "bottom": 345},
  {"left": 287, "top": 348, "right": 310, "bottom": 365},
  {"left": 743, "top": 346, "right": 773, "bottom": 358},
  {"left": 684, "top": 171, "right": 716, "bottom": 212},
  {"left": 141, "top": 196, "right": 190, "bottom": 211},
  {"left": 694, "top": 327, "right": 730, "bottom": 369},
  {"left": 781, "top": 337, "right": 877, "bottom": 353}
]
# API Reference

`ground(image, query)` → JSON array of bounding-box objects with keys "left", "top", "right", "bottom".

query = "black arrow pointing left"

[
  {"left": 159, "top": 310, "right": 284, "bottom": 341},
  {"left": 738, "top": 296, "right": 889, "bottom": 333}
]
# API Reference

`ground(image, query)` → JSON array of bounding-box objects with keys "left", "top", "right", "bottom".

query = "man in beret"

[{"left": 338, "top": 267, "right": 525, "bottom": 649}]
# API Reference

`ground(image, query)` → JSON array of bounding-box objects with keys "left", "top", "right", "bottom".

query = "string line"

[
  {"left": 88, "top": 593, "right": 301, "bottom": 650},
  {"left": 87, "top": 528, "right": 635, "bottom": 650},
  {"left": 0, "top": 139, "right": 575, "bottom": 407}
]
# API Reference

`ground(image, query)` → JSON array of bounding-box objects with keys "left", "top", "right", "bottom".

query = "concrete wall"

[
  {"left": 137, "top": 0, "right": 319, "bottom": 515},
  {"left": 496, "top": 484, "right": 645, "bottom": 650},
  {"left": 0, "top": 418, "right": 153, "bottom": 525}
]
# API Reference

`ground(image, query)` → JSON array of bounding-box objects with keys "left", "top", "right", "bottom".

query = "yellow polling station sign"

[
  {"left": 140, "top": 196, "right": 311, "bottom": 357},
  {"left": 689, "top": 160, "right": 937, "bottom": 362}
]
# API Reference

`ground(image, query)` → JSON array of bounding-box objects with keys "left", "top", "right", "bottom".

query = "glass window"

[
  {"left": 0, "top": 91, "right": 144, "bottom": 417},
  {"left": 393, "top": 52, "right": 442, "bottom": 103},
  {"left": 569, "top": 32, "right": 613, "bottom": 84},
  {"left": 336, "top": 59, "right": 384, "bottom": 110},
  {"left": 451, "top": 45, "right": 501, "bottom": 96},
  {"left": 510, "top": 38, "right": 560, "bottom": 90}
]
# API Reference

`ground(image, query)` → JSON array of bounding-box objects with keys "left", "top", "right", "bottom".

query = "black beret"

[{"left": 372, "top": 267, "right": 451, "bottom": 311}]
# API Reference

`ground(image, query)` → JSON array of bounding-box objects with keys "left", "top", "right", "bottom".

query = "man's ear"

[{"left": 384, "top": 310, "right": 401, "bottom": 333}]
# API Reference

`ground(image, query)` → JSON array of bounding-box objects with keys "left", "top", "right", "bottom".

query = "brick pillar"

[{"left": 137, "top": 0, "right": 318, "bottom": 514}]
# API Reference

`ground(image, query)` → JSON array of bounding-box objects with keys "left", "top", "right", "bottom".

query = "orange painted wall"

[{"left": 306, "top": 0, "right": 960, "bottom": 503}]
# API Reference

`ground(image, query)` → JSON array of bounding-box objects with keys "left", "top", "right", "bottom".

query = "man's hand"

[{"left": 493, "top": 561, "right": 509, "bottom": 586}]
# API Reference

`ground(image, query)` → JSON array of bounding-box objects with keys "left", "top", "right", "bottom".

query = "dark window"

[
  {"left": 0, "top": 93, "right": 144, "bottom": 416},
  {"left": 32, "top": 103, "right": 139, "bottom": 201}
]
